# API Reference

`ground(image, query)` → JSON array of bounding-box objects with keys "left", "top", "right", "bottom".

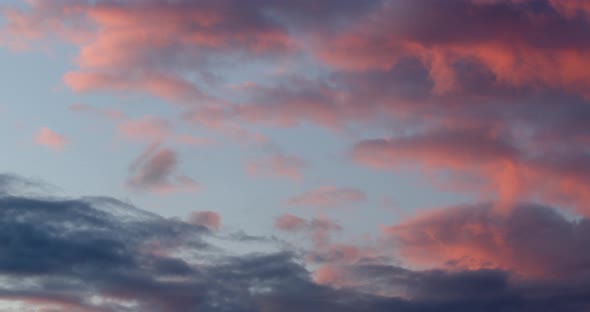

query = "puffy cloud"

[
  {"left": 188, "top": 211, "right": 221, "bottom": 231},
  {"left": 35, "top": 127, "right": 68, "bottom": 151},
  {"left": 126, "top": 143, "right": 198, "bottom": 194},
  {"left": 2, "top": 0, "right": 301, "bottom": 103},
  {"left": 384, "top": 202, "right": 590, "bottom": 277},
  {"left": 314, "top": 0, "right": 590, "bottom": 95},
  {"left": 288, "top": 186, "right": 366, "bottom": 208}
]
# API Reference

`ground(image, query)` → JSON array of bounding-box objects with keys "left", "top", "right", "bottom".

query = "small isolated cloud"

[
  {"left": 275, "top": 214, "right": 342, "bottom": 246},
  {"left": 35, "top": 127, "right": 67, "bottom": 151},
  {"left": 126, "top": 143, "right": 198, "bottom": 194},
  {"left": 275, "top": 214, "right": 308, "bottom": 232},
  {"left": 287, "top": 186, "right": 366, "bottom": 208},
  {"left": 188, "top": 211, "right": 221, "bottom": 231}
]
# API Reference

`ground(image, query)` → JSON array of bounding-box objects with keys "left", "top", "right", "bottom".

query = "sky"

[{"left": 1, "top": 0, "right": 590, "bottom": 311}]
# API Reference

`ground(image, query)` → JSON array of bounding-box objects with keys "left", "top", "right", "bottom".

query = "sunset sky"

[{"left": 1, "top": 0, "right": 590, "bottom": 311}]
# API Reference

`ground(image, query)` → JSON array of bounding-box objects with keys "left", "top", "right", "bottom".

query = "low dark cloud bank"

[{"left": 0, "top": 174, "right": 588, "bottom": 311}]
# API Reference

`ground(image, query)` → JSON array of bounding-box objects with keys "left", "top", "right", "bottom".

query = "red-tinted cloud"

[
  {"left": 35, "top": 127, "right": 68, "bottom": 151},
  {"left": 352, "top": 125, "right": 590, "bottom": 214},
  {"left": 384, "top": 203, "right": 590, "bottom": 278},
  {"left": 315, "top": 0, "right": 590, "bottom": 96}
]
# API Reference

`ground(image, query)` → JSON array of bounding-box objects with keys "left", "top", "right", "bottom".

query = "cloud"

[
  {"left": 0, "top": 174, "right": 48, "bottom": 196},
  {"left": 126, "top": 143, "right": 198, "bottom": 194},
  {"left": 287, "top": 186, "right": 366, "bottom": 208},
  {"left": 352, "top": 127, "right": 518, "bottom": 170},
  {"left": 275, "top": 214, "right": 342, "bottom": 247},
  {"left": 314, "top": 0, "right": 590, "bottom": 95},
  {"left": 70, "top": 103, "right": 127, "bottom": 120},
  {"left": 5, "top": 1, "right": 590, "bottom": 309},
  {"left": 351, "top": 124, "right": 590, "bottom": 214},
  {"left": 0, "top": 175, "right": 589, "bottom": 310},
  {"left": 118, "top": 116, "right": 173, "bottom": 142},
  {"left": 2, "top": 0, "right": 302, "bottom": 103},
  {"left": 117, "top": 115, "right": 212, "bottom": 146},
  {"left": 384, "top": 202, "right": 590, "bottom": 277},
  {"left": 4, "top": 175, "right": 590, "bottom": 310},
  {"left": 188, "top": 211, "right": 221, "bottom": 231},
  {"left": 275, "top": 214, "right": 307, "bottom": 232},
  {"left": 35, "top": 127, "right": 68, "bottom": 151},
  {"left": 246, "top": 153, "right": 306, "bottom": 181}
]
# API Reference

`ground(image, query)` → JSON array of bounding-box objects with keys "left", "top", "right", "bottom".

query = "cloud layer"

[
  {"left": 0, "top": 175, "right": 589, "bottom": 311},
  {"left": 3, "top": 1, "right": 590, "bottom": 310}
]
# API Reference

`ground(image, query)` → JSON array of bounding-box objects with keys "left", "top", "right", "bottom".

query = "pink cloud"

[
  {"left": 118, "top": 116, "right": 173, "bottom": 142},
  {"left": 188, "top": 211, "right": 221, "bottom": 231},
  {"left": 275, "top": 214, "right": 307, "bottom": 232},
  {"left": 287, "top": 186, "right": 366, "bottom": 208},
  {"left": 3, "top": 1, "right": 296, "bottom": 104},
  {"left": 246, "top": 153, "right": 306, "bottom": 181},
  {"left": 64, "top": 71, "right": 208, "bottom": 104},
  {"left": 351, "top": 125, "right": 590, "bottom": 215},
  {"left": 383, "top": 203, "right": 590, "bottom": 278},
  {"left": 275, "top": 214, "right": 342, "bottom": 247},
  {"left": 35, "top": 127, "right": 68, "bottom": 151},
  {"left": 313, "top": 0, "right": 590, "bottom": 97},
  {"left": 117, "top": 116, "right": 212, "bottom": 146},
  {"left": 183, "top": 106, "right": 269, "bottom": 145},
  {"left": 126, "top": 143, "right": 198, "bottom": 194}
]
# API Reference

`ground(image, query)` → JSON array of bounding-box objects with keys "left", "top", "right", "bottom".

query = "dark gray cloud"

[{"left": 0, "top": 174, "right": 589, "bottom": 311}]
